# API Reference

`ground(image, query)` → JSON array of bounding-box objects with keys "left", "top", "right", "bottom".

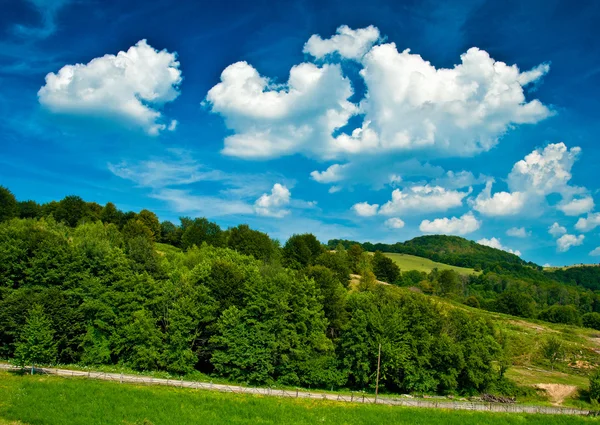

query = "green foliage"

[
  {"left": 314, "top": 250, "right": 350, "bottom": 287},
  {"left": 0, "top": 186, "right": 18, "bottom": 223},
  {"left": 464, "top": 296, "right": 481, "bottom": 309},
  {"left": 226, "top": 224, "right": 279, "bottom": 262},
  {"left": 282, "top": 233, "right": 323, "bottom": 269},
  {"left": 538, "top": 305, "right": 582, "bottom": 326},
  {"left": 18, "top": 200, "right": 41, "bottom": 219},
  {"left": 495, "top": 291, "right": 536, "bottom": 318},
  {"left": 54, "top": 195, "right": 91, "bottom": 227},
  {"left": 583, "top": 312, "right": 600, "bottom": 330},
  {"left": 14, "top": 305, "right": 57, "bottom": 370},
  {"left": 372, "top": 251, "right": 400, "bottom": 284},
  {"left": 181, "top": 217, "right": 225, "bottom": 249},
  {"left": 590, "top": 369, "right": 600, "bottom": 403},
  {"left": 138, "top": 209, "right": 161, "bottom": 241},
  {"left": 541, "top": 337, "right": 564, "bottom": 371}
]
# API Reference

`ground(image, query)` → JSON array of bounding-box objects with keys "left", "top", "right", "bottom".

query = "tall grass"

[{"left": 0, "top": 372, "right": 595, "bottom": 425}]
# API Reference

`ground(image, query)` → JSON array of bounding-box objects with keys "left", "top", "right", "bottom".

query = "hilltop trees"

[
  {"left": 0, "top": 186, "right": 18, "bottom": 222},
  {"left": 372, "top": 251, "right": 400, "bottom": 284}
]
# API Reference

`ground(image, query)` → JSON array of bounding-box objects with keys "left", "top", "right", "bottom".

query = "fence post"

[
  {"left": 120, "top": 373, "right": 123, "bottom": 384},
  {"left": 351, "top": 392, "right": 353, "bottom": 402},
  {"left": 296, "top": 389, "right": 298, "bottom": 398}
]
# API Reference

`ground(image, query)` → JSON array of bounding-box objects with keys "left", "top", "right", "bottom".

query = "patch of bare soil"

[
  {"left": 349, "top": 274, "right": 390, "bottom": 286},
  {"left": 535, "top": 384, "right": 578, "bottom": 405},
  {"left": 507, "top": 320, "right": 550, "bottom": 333}
]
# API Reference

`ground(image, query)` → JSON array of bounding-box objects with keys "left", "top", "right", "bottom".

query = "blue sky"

[{"left": 1, "top": 0, "right": 600, "bottom": 266}]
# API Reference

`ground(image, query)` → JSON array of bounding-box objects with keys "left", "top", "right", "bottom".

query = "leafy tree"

[
  {"left": 495, "top": 291, "right": 536, "bottom": 318},
  {"left": 282, "top": 233, "right": 323, "bottom": 269},
  {"left": 138, "top": 209, "right": 161, "bottom": 241},
  {"left": 181, "top": 217, "right": 224, "bottom": 249},
  {"left": 402, "top": 270, "right": 427, "bottom": 287},
  {"left": 464, "top": 296, "right": 481, "bottom": 309},
  {"left": 0, "top": 186, "right": 18, "bottom": 222},
  {"left": 122, "top": 218, "right": 153, "bottom": 241},
  {"left": 227, "top": 224, "right": 278, "bottom": 262},
  {"left": 438, "top": 269, "right": 461, "bottom": 296},
  {"left": 14, "top": 305, "right": 57, "bottom": 374},
  {"left": 347, "top": 244, "right": 364, "bottom": 274},
  {"left": 306, "top": 265, "right": 347, "bottom": 337},
  {"left": 315, "top": 251, "right": 350, "bottom": 287},
  {"left": 100, "top": 202, "right": 122, "bottom": 225},
  {"left": 583, "top": 312, "right": 600, "bottom": 330},
  {"left": 54, "top": 195, "right": 90, "bottom": 227},
  {"left": 160, "top": 220, "right": 182, "bottom": 246},
  {"left": 590, "top": 369, "right": 600, "bottom": 403},
  {"left": 538, "top": 305, "right": 582, "bottom": 326},
  {"left": 541, "top": 336, "right": 564, "bottom": 371},
  {"left": 372, "top": 251, "right": 400, "bottom": 284},
  {"left": 18, "top": 200, "right": 41, "bottom": 219}
]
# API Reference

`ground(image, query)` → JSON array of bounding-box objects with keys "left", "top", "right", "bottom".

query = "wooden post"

[{"left": 375, "top": 343, "right": 382, "bottom": 403}]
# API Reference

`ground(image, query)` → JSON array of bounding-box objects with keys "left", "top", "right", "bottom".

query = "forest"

[{"left": 1, "top": 185, "right": 599, "bottom": 396}]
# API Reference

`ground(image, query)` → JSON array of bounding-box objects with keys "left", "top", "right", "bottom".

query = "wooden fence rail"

[{"left": 0, "top": 363, "right": 594, "bottom": 416}]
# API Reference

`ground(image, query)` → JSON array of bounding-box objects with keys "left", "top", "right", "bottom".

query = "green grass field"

[
  {"left": 383, "top": 252, "right": 478, "bottom": 275},
  {"left": 0, "top": 372, "right": 595, "bottom": 425}
]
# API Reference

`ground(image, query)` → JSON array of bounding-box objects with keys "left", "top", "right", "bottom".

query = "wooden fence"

[{"left": 0, "top": 363, "right": 594, "bottom": 416}]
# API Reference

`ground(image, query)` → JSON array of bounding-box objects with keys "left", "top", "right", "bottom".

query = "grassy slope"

[
  {"left": 0, "top": 372, "right": 594, "bottom": 425},
  {"left": 383, "top": 252, "right": 478, "bottom": 275}
]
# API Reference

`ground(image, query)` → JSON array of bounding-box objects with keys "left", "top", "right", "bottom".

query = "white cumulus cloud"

[
  {"left": 506, "top": 227, "right": 530, "bottom": 238},
  {"left": 548, "top": 222, "right": 567, "bottom": 237},
  {"left": 38, "top": 40, "right": 181, "bottom": 135},
  {"left": 557, "top": 196, "right": 594, "bottom": 216},
  {"left": 378, "top": 185, "right": 470, "bottom": 216},
  {"left": 352, "top": 202, "right": 379, "bottom": 217},
  {"left": 207, "top": 26, "right": 552, "bottom": 161},
  {"left": 254, "top": 183, "right": 292, "bottom": 218},
  {"left": 310, "top": 163, "right": 350, "bottom": 183},
  {"left": 419, "top": 212, "right": 481, "bottom": 235},
  {"left": 477, "top": 237, "right": 521, "bottom": 256},
  {"left": 472, "top": 181, "right": 527, "bottom": 216},
  {"left": 575, "top": 213, "right": 600, "bottom": 233},
  {"left": 556, "top": 234, "right": 584, "bottom": 252},
  {"left": 590, "top": 247, "right": 600, "bottom": 257},
  {"left": 384, "top": 217, "right": 405, "bottom": 229},
  {"left": 205, "top": 61, "right": 356, "bottom": 159},
  {"left": 303, "top": 25, "right": 380, "bottom": 60}
]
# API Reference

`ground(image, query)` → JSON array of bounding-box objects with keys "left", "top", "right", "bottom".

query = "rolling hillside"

[{"left": 383, "top": 252, "right": 478, "bottom": 275}]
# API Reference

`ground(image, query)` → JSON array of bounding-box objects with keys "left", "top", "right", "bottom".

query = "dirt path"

[
  {"left": 0, "top": 363, "right": 592, "bottom": 416},
  {"left": 535, "top": 384, "right": 579, "bottom": 406}
]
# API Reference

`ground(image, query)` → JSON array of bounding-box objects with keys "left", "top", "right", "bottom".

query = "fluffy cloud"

[
  {"left": 506, "top": 227, "right": 530, "bottom": 238},
  {"left": 508, "top": 143, "right": 582, "bottom": 196},
  {"left": 352, "top": 202, "right": 379, "bottom": 217},
  {"left": 473, "top": 143, "right": 590, "bottom": 217},
  {"left": 557, "top": 196, "right": 594, "bottom": 216},
  {"left": 303, "top": 25, "right": 380, "bottom": 60},
  {"left": 207, "top": 26, "right": 551, "bottom": 161},
  {"left": 548, "top": 222, "right": 567, "bottom": 237},
  {"left": 575, "top": 213, "right": 600, "bottom": 232},
  {"left": 254, "top": 184, "right": 292, "bottom": 218},
  {"left": 205, "top": 61, "right": 356, "bottom": 159},
  {"left": 477, "top": 237, "right": 521, "bottom": 256},
  {"left": 310, "top": 163, "right": 350, "bottom": 183},
  {"left": 590, "top": 247, "right": 600, "bottom": 257},
  {"left": 38, "top": 40, "right": 181, "bottom": 135},
  {"left": 556, "top": 234, "right": 584, "bottom": 252},
  {"left": 378, "top": 185, "right": 470, "bottom": 216},
  {"left": 472, "top": 181, "right": 526, "bottom": 216},
  {"left": 384, "top": 217, "right": 405, "bottom": 229},
  {"left": 419, "top": 212, "right": 480, "bottom": 235}
]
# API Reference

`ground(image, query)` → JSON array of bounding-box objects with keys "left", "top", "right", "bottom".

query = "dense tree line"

[{"left": 0, "top": 186, "right": 509, "bottom": 395}]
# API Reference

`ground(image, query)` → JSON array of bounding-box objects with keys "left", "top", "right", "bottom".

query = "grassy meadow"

[
  {"left": 383, "top": 252, "right": 479, "bottom": 275},
  {"left": 0, "top": 371, "right": 596, "bottom": 425}
]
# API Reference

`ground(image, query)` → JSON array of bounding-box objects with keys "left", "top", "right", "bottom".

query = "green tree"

[
  {"left": 438, "top": 269, "right": 461, "bottom": 296},
  {"left": 138, "top": 209, "right": 161, "bottom": 241},
  {"left": 18, "top": 200, "right": 41, "bottom": 219},
  {"left": 372, "top": 251, "right": 400, "bottom": 284},
  {"left": 100, "top": 202, "right": 122, "bottom": 225},
  {"left": 583, "top": 312, "right": 600, "bottom": 330},
  {"left": 160, "top": 220, "right": 182, "bottom": 246},
  {"left": 347, "top": 244, "right": 364, "bottom": 274},
  {"left": 541, "top": 336, "right": 564, "bottom": 371},
  {"left": 181, "top": 217, "right": 224, "bottom": 249},
  {"left": 495, "top": 291, "right": 536, "bottom": 318},
  {"left": 590, "top": 368, "right": 600, "bottom": 403},
  {"left": 227, "top": 224, "right": 278, "bottom": 262},
  {"left": 0, "top": 186, "right": 19, "bottom": 222},
  {"left": 282, "top": 233, "right": 323, "bottom": 269},
  {"left": 14, "top": 305, "right": 57, "bottom": 374},
  {"left": 54, "top": 195, "right": 90, "bottom": 227}
]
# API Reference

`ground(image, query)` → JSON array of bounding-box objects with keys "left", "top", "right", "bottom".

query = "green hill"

[{"left": 383, "top": 252, "right": 478, "bottom": 275}]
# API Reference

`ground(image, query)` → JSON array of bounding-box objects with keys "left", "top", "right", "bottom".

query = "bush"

[
  {"left": 538, "top": 305, "right": 582, "bottom": 326},
  {"left": 590, "top": 369, "right": 600, "bottom": 403},
  {"left": 583, "top": 312, "right": 600, "bottom": 330}
]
